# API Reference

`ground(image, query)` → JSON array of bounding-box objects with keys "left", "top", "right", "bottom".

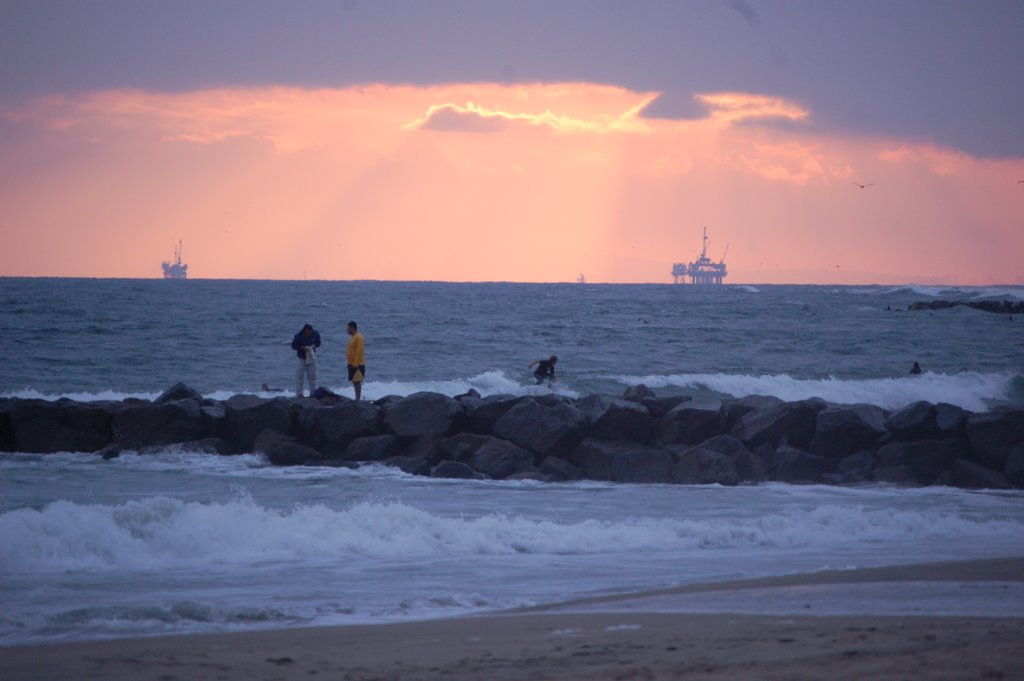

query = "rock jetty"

[
  {"left": 2, "top": 382, "right": 1023, "bottom": 490},
  {"left": 908, "top": 300, "right": 1024, "bottom": 314}
]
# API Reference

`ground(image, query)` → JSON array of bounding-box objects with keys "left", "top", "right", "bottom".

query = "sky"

[{"left": 1, "top": 0, "right": 1022, "bottom": 284}]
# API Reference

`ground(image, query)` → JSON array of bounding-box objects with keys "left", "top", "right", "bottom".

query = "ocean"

[{"left": 1, "top": 278, "right": 1023, "bottom": 644}]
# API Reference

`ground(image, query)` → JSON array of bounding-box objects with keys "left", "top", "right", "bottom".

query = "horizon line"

[{"left": 2, "top": 275, "right": 1023, "bottom": 288}]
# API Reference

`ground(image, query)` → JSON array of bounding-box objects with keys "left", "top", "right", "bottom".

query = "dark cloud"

[
  {"left": 419, "top": 107, "right": 508, "bottom": 133},
  {"left": 638, "top": 92, "right": 707, "bottom": 121},
  {"left": 1, "top": 0, "right": 1022, "bottom": 156}
]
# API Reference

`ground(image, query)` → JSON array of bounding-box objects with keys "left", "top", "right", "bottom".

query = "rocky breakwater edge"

[
  {"left": 908, "top": 299, "right": 1024, "bottom": 315},
  {"left": 2, "top": 383, "right": 1023, "bottom": 490}
]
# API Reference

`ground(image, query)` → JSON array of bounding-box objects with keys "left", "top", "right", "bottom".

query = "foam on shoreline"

[
  {"left": 2, "top": 557, "right": 1022, "bottom": 681},
  {"left": 533, "top": 556, "right": 1024, "bottom": 618}
]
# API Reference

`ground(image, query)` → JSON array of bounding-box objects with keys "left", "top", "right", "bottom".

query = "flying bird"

[{"left": 852, "top": 181, "right": 875, "bottom": 189}]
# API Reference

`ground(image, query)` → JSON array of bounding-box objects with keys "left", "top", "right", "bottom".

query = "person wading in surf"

[{"left": 528, "top": 355, "right": 558, "bottom": 386}]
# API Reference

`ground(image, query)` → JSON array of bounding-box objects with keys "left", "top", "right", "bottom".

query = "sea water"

[{"left": 1, "top": 279, "right": 1023, "bottom": 644}]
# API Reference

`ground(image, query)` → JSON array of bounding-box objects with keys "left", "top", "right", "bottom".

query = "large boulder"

[
  {"left": 655, "top": 405, "right": 725, "bottom": 446},
  {"left": 621, "top": 384, "right": 656, "bottom": 402},
  {"left": 467, "top": 437, "right": 537, "bottom": 479},
  {"left": 9, "top": 399, "right": 114, "bottom": 453},
  {"left": 621, "top": 385, "right": 692, "bottom": 418},
  {"left": 222, "top": 395, "right": 293, "bottom": 453},
  {"left": 837, "top": 451, "right": 877, "bottom": 483},
  {"left": 885, "top": 401, "right": 938, "bottom": 441},
  {"left": 886, "top": 401, "right": 968, "bottom": 441},
  {"left": 669, "top": 446, "right": 739, "bottom": 486},
  {"left": 460, "top": 395, "right": 520, "bottom": 433},
  {"left": 381, "top": 456, "right": 432, "bottom": 476},
  {"left": 343, "top": 434, "right": 402, "bottom": 462},
  {"left": 430, "top": 460, "right": 486, "bottom": 480},
  {"left": 112, "top": 398, "right": 205, "bottom": 448},
  {"left": 934, "top": 403, "right": 969, "bottom": 437},
  {"left": 639, "top": 395, "right": 693, "bottom": 418},
  {"left": 685, "top": 434, "right": 767, "bottom": 483},
  {"left": 170, "top": 438, "right": 224, "bottom": 455},
  {"left": 0, "top": 399, "right": 14, "bottom": 451},
  {"left": 539, "top": 456, "right": 582, "bottom": 481},
  {"left": 772, "top": 446, "right": 833, "bottom": 483},
  {"left": 296, "top": 400, "right": 381, "bottom": 456},
  {"left": 908, "top": 300, "right": 958, "bottom": 312},
  {"left": 154, "top": 382, "right": 203, "bottom": 404},
  {"left": 201, "top": 402, "right": 225, "bottom": 438},
  {"left": 965, "top": 408, "right": 1024, "bottom": 470},
  {"left": 532, "top": 393, "right": 574, "bottom": 408},
  {"left": 873, "top": 464, "right": 919, "bottom": 485},
  {"left": 382, "top": 392, "right": 463, "bottom": 438},
  {"left": 876, "top": 439, "right": 966, "bottom": 485},
  {"left": 439, "top": 433, "right": 493, "bottom": 462},
  {"left": 577, "top": 395, "right": 652, "bottom": 443},
  {"left": 809, "top": 404, "right": 888, "bottom": 459},
  {"left": 952, "top": 459, "right": 1011, "bottom": 490},
  {"left": 492, "top": 398, "right": 587, "bottom": 457},
  {"left": 719, "top": 395, "right": 784, "bottom": 431},
  {"left": 254, "top": 429, "right": 321, "bottom": 466},
  {"left": 1006, "top": 443, "right": 1024, "bottom": 487},
  {"left": 908, "top": 300, "right": 1024, "bottom": 315},
  {"left": 396, "top": 434, "right": 446, "bottom": 469},
  {"left": 567, "top": 439, "right": 673, "bottom": 483},
  {"left": 406, "top": 433, "right": 445, "bottom": 458},
  {"left": 730, "top": 398, "right": 826, "bottom": 450}
]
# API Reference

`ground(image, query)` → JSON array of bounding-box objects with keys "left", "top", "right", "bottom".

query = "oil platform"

[
  {"left": 161, "top": 240, "right": 188, "bottom": 279},
  {"left": 672, "top": 227, "right": 728, "bottom": 284}
]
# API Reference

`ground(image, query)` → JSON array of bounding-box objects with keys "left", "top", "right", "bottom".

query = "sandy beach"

[{"left": 3, "top": 557, "right": 1023, "bottom": 681}]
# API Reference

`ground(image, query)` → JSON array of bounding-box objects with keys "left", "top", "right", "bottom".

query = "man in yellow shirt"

[{"left": 346, "top": 321, "right": 366, "bottom": 400}]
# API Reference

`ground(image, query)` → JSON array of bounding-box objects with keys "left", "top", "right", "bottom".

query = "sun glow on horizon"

[{"left": 1, "top": 82, "right": 1022, "bottom": 284}]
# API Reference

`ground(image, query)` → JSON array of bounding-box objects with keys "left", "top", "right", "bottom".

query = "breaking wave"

[{"left": 4, "top": 495, "right": 1022, "bottom": 574}]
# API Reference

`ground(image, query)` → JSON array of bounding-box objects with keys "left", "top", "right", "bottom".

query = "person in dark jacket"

[{"left": 291, "top": 323, "right": 322, "bottom": 398}]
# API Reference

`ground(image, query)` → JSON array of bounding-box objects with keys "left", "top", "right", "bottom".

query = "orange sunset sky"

[{"left": 1, "top": 1, "right": 1022, "bottom": 285}]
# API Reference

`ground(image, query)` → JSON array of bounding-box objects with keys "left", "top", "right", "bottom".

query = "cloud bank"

[{"left": 1, "top": 82, "right": 1022, "bottom": 284}]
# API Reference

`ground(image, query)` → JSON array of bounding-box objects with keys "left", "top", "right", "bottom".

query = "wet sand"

[{"left": 4, "top": 557, "right": 1023, "bottom": 681}]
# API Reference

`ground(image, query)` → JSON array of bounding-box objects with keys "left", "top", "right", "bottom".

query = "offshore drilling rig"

[
  {"left": 671, "top": 227, "right": 728, "bottom": 284},
  {"left": 161, "top": 240, "right": 188, "bottom": 279}
]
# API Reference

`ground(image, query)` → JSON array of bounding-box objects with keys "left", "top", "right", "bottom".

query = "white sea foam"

[
  {"left": 967, "top": 286, "right": 1024, "bottom": 301},
  {"left": 3, "top": 495, "right": 1021, "bottom": 574},
  {"left": 0, "top": 388, "right": 163, "bottom": 402},
  {"left": 0, "top": 371, "right": 579, "bottom": 403},
  {"left": 881, "top": 285, "right": 1024, "bottom": 300},
  {"left": 618, "top": 371, "right": 1019, "bottom": 411},
  {"left": 558, "top": 582, "right": 1024, "bottom": 618},
  {"left": 106, "top": 450, "right": 270, "bottom": 473},
  {"left": 5, "top": 370, "right": 1018, "bottom": 411},
  {"left": 349, "top": 370, "right": 578, "bottom": 401},
  {"left": 892, "top": 285, "right": 964, "bottom": 298}
]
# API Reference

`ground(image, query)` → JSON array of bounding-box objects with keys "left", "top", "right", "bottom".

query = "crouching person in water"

[
  {"left": 529, "top": 355, "right": 558, "bottom": 386},
  {"left": 291, "top": 323, "right": 321, "bottom": 398}
]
